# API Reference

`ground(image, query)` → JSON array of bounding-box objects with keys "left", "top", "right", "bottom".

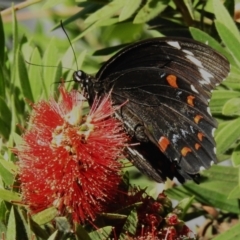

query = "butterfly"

[{"left": 73, "top": 37, "right": 230, "bottom": 183}]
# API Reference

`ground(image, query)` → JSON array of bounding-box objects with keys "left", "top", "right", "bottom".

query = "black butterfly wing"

[
  {"left": 95, "top": 37, "right": 230, "bottom": 181},
  {"left": 111, "top": 68, "right": 216, "bottom": 175}
]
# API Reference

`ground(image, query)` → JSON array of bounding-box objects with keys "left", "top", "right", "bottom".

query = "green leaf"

[
  {"left": 0, "top": 158, "right": 15, "bottom": 186},
  {"left": 6, "top": 207, "right": 28, "bottom": 240},
  {"left": 189, "top": 27, "right": 235, "bottom": 65},
  {"left": 11, "top": 8, "right": 19, "bottom": 85},
  {"left": 0, "top": 97, "right": 11, "bottom": 138},
  {"left": 213, "top": 222, "right": 240, "bottom": 240},
  {"left": 223, "top": 65, "right": 240, "bottom": 90},
  {"left": 215, "top": 118, "right": 240, "bottom": 154},
  {"left": 166, "top": 165, "right": 240, "bottom": 214},
  {"left": 17, "top": 48, "right": 34, "bottom": 103},
  {"left": 133, "top": 0, "right": 168, "bottom": 24},
  {"left": 89, "top": 226, "right": 112, "bottom": 240},
  {"left": 183, "top": 0, "right": 194, "bottom": 20},
  {"left": 42, "top": 39, "right": 62, "bottom": 97},
  {"left": 75, "top": 223, "right": 92, "bottom": 240},
  {"left": 32, "top": 207, "right": 58, "bottom": 225},
  {"left": 12, "top": 132, "right": 23, "bottom": 146},
  {"left": 84, "top": 0, "right": 125, "bottom": 24},
  {"left": 28, "top": 47, "right": 43, "bottom": 102},
  {"left": 174, "top": 196, "right": 194, "bottom": 219},
  {"left": 213, "top": 0, "right": 240, "bottom": 43},
  {"left": 0, "top": 155, "right": 18, "bottom": 174},
  {"left": 0, "top": 15, "right": 4, "bottom": 64},
  {"left": 73, "top": 18, "right": 119, "bottom": 41},
  {"left": 228, "top": 185, "right": 240, "bottom": 199},
  {"left": 232, "top": 143, "right": 240, "bottom": 167},
  {"left": 119, "top": 208, "right": 138, "bottom": 239},
  {"left": 29, "top": 216, "right": 49, "bottom": 239},
  {"left": 119, "top": 0, "right": 141, "bottom": 21},
  {"left": 0, "top": 65, "right": 5, "bottom": 99},
  {"left": 215, "top": 20, "right": 240, "bottom": 66},
  {"left": 47, "top": 230, "right": 59, "bottom": 240},
  {"left": 222, "top": 98, "right": 240, "bottom": 116},
  {"left": 6, "top": 207, "right": 17, "bottom": 240},
  {"left": 210, "top": 90, "right": 240, "bottom": 114},
  {"left": 0, "top": 189, "right": 21, "bottom": 202}
]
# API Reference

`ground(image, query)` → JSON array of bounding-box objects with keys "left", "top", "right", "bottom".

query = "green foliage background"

[{"left": 1, "top": 0, "right": 240, "bottom": 239}]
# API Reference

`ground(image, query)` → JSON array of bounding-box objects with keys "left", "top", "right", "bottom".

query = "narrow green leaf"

[
  {"left": 17, "top": 49, "right": 34, "bottom": 103},
  {"left": 0, "top": 160, "right": 15, "bottom": 186},
  {"left": 213, "top": 222, "right": 240, "bottom": 240},
  {"left": 223, "top": 65, "right": 240, "bottom": 90},
  {"left": 210, "top": 90, "right": 240, "bottom": 114},
  {"left": 0, "top": 200, "right": 9, "bottom": 223},
  {"left": 6, "top": 207, "right": 28, "bottom": 239},
  {"left": 32, "top": 207, "right": 58, "bottom": 225},
  {"left": 88, "top": 226, "right": 112, "bottom": 240},
  {"left": 0, "top": 155, "right": 18, "bottom": 174},
  {"left": 47, "top": 230, "right": 59, "bottom": 240},
  {"left": 133, "top": 0, "right": 168, "bottom": 24},
  {"left": 12, "top": 132, "right": 23, "bottom": 146},
  {"left": 0, "top": 189, "right": 21, "bottom": 202},
  {"left": 215, "top": 118, "right": 240, "bottom": 154},
  {"left": 43, "top": 39, "right": 62, "bottom": 97},
  {"left": 75, "top": 223, "right": 92, "bottom": 240},
  {"left": 232, "top": 143, "right": 240, "bottom": 167},
  {"left": 190, "top": 27, "right": 235, "bottom": 66},
  {"left": 183, "top": 0, "right": 194, "bottom": 19},
  {"left": 51, "top": 4, "right": 101, "bottom": 31},
  {"left": 0, "top": 15, "right": 4, "bottom": 64},
  {"left": 29, "top": 216, "right": 49, "bottom": 239},
  {"left": 84, "top": 0, "right": 124, "bottom": 24},
  {"left": 28, "top": 47, "right": 44, "bottom": 102},
  {"left": 222, "top": 98, "right": 240, "bottom": 116},
  {"left": 228, "top": 185, "right": 240, "bottom": 199},
  {"left": 11, "top": 7, "right": 19, "bottom": 85},
  {"left": 73, "top": 18, "right": 119, "bottom": 41},
  {"left": 215, "top": 20, "right": 240, "bottom": 66},
  {"left": 0, "top": 65, "right": 5, "bottom": 99},
  {"left": 213, "top": 0, "right": 240, "bottom": 43},
  {"left": 6, "top": 207, "right": 16, "bottom": 240},
  {"left": 174, "top": 196, "right": 194, "bottom": 219},
  {"left": 166, "top": 166, "right": 240, "bottom": 213},
  {"left": 0, "top": 97, "right": 11, "bottom": 132},
  {"left": 119, "top": 208, "right": 138, "bottom": 239},
  {"left": 119, "top": 0, "right": 141, "bottom": 21}
]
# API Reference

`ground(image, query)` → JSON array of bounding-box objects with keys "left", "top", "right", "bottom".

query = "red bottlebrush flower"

[
  {"left": 13, "top": 84, "right": 128, "bottom": 223},
  {"left": 111, "top": 188, "right": 195, "bottom": 240}
]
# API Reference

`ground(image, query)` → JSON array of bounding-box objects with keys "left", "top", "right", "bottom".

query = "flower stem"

[{"left": 0, "top": 0, "right": 43, "bottom": 17}]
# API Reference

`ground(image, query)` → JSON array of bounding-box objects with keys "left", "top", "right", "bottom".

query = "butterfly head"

[{"left": 73, "top": 70, "right": 96, "bottom": 104}]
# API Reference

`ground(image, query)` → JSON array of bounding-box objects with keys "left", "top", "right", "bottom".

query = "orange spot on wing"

[
  {"left": 166, "top": 75, "right": 178, "bottom": 88},
  {"left": 158, "top": 137, "right": 170, "bottom": 152},
  {"left": 194, "top": 115, "right": 203, "bottom": 124},
  {"left": 181, "top": 147, "right": 192, "bottom": 157},
  {"left": 197, "top": 132, "right": 204, "bottom": 141},
  {"left": 195, "top": 143, "right": 201, "bottom": 150},
  {"left": 187, "top": 95, "right": 195, "bottom": 106}
]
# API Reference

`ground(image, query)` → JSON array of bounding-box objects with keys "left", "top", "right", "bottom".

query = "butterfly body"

[{"left": 74, "top": 37, "right": 230, "bottom": 183}]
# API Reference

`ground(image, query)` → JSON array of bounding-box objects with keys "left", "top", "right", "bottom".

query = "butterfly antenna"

[
  {"left": 25, "top": 60, "right": 74, "bottom": 71},
  {"left": 60, "top": 20, "right": 79, "bottom": 71}
]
